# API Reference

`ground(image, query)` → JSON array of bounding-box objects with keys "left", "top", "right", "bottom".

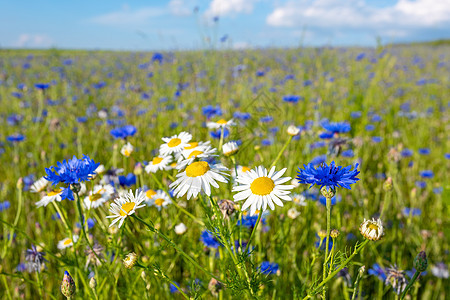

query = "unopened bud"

[
  {"left": 61, "top": 271, "right": 76, "bottom": 298},
  {"left": 330, "top": 229, "right": 340, "bottom": 238},
  {"left": 134, "top": 162, "right": 143, "bottom": 175},
  {"left": 123, "top": 253, "right": 138, "bottom": 269},
  {"left": 17, "top": 177, "right": 23, "bottom": 190},
  {"left": 218, "top": 199, "right": 236, "bottom": 219},
  {"left": 318, "top": 230, "right": 327, "bottom": 239},
  {"left": 321, "top": 186, "right": 336, "bottom": 199},
  {"left": 383, "top": 177, "right": 393, "bottom": 192},
  {"left": 287, "top": 125, "right": 300, "bottom": 136},
  {"left": 89, "top": 277, "right": 97, "bottom": 290},
  {"left": 414, "top": 251, "right": 428, "bottom": 272},
  {"left": 359, "top": 265, "right": 366, "bottom": 276}
]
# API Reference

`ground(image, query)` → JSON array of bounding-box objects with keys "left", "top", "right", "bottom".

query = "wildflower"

[
  {"left": 287, "top": 207, "right": 300, "bottom": 219},
  {"left": 170, "top": 161, "right": 228, "bottom": 200},
  {"left": 35, "top": 189, "right": 63, "bottom": 207},
  {"left": 208, "top": 278, "right": 223, "bottom": 297},
  {"left": 232, "top": 165, "right": 252, "bottom": 179},
  {"left": 385, "top": 266, "right": 408, "bottom": 295},
  {"left": 296, "top": 161, "right": 360, "bottom": 191},
  {"left": 83, "top": 184, "right": 115, "bottom": 209},
  {"left": 57, "top": 235, "right": 79, "bottom": 250},
  {"left": 44, "top": 155, "right": 99, "bottom": 201},
  {"left": 414, "top": 251, "right": 428, "bottom": 272},
  {"left": 206, "top": 118, "right": 235, "bottom": 129},
  {"left": 360, "top": 218, "right": 384, "bottom": 241},
  {"left": 283, "top": 95, "right": 302, "bottom": 103},
  {"left": 402, "top": 207, "right": 421, "bottom": 217},
  {"left": 237, "top": 214, "right": 266, "bottom": 228},
  {"left": 368, "top": 263, "right": 386, "bottom": 281},
  {"left": 107, "top": 189, "right": 146, "bottom": 228},
  {"left": 160, "top": 132, "right": 192, "bottom": 156},
  {"left": 260, "top": 261, "right": 280, "bottom": 275},
  {"left": 420, "top": 170, "right": 434, "bottom": 178},
  {"left": 321, "top": 121, "right": 351, "bottom": 134},
  {"left": 174, "top": 223, "right": 187, "bottom": 235},
  {"left": 25, "top": 245, "right": 47, "bottom": 273},
  {"left": 0, "top": 201, "right": 11, "bottom": 212},
  {"left": 146, "top": 190, "right": 172, "bottom": 210},
  {"left": 176, "top": 145, "right": 217, "bottom": 170},
  {"left": 89, "top": 276, "right": 97, "bottom": 290},
  {"left": 145, "top": 155, "right": 172, "bottom": 173},
  {"left": 233, "top": 166, "right": 294, "bottom": 215},
  {"left": 61, "top": 271, "right": 76, "bottom": 298},
  {"left": 123, "top": 252, "right": 138, "bottom": 269},
  {"left": 170, "top": 282, "right": 181, "bottom": 293},
  {"left": 315, "top": 236, "right": 333, "bottom": 251},
  {"left": 120, "top": 142, "right": 134, "bottom": 157},
  {"left": 30, "top": 177, "right": 48, "bottom": 193},
  {"left": 85, "top": 243, "right": 104, "bottom": 269},
  {"left": 222, "top": 141, "right": 239, "bottom": 156},
  {"left": 6, "top": 134, "right": 25, "bottom": 142},
  {"left": 118, "top": 173, "right": 136, "bottom": 187},
  {"left": 210, "top": 128, "right": 229, "bottom": 139},
  {"left": 287, "top": 125, "right": 300, "bottom": 136},
  {"left": 431, "top": 262, "right": 449, "bottom": 278},
  {"left": 110, "top": 125, "right": 137, "bottom": 139},
  {"left": 330, "top": 229, "right": 340, "bottom": 238},
  {"left": 200, "top": 230, "right": 221, "bottom": 248},
  {"left": 292, "top": 193, "right": 307, "bottom": 206}
]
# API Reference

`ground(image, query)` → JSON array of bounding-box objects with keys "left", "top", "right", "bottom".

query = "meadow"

[{"left": 0, "top": 45, "right": 448, "bottom": 299}]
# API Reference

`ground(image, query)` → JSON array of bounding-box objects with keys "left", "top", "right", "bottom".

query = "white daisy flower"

[
  {"left": 170, "top": 161, "right": 229, "bottom": 200},
  {"left": 176, "top": 145, "right": 217, "bottom": 170},
  {"left": 207, "top": 118, "right": 235, "bottom": 130},
  {"left": 57, "top": 235, "right": 79, "bottom": 250},
  {"left": 145, "top": 155, "right": 173, "bottom": 173},
  {"left": 84, "top": 184, "right": 115, "bottom": 209},
  {"left": 30, "top": 177, "right": 48, "bottom": 193},
  {"left": 174, "top": 223, "right": 187, "bottom": 235},
  {"left": 160, "top": 132, "right": 192, "bottom": 156},
  {"left": 35, "top": 189, "right": 63, "bottom": 208},
  {"left": 359, "top": 218, "right": 384, "bottom": 241},
  {"left": 232, "top": 165, "right": 252, "bottom": 179},
  {"left": 146, "top": 190, "right": 172, "bottom": 210},
  {"left": 222, "top": 141, "right": 239, "bottom": 156},
  {"left": 106, "top": 189, "right": 146, "bottom": 228},
  {"left": 232, "top": 166, "right": 294, "bottom": 215},
  {"left": 120, "top": 142, "right": 134, "bottom": 157},
  {"left": 174, "top": 140, "right": 211, "bottom": 161},
  {"left": 292, "top": 193, "right": 307, "bottom": 206}
]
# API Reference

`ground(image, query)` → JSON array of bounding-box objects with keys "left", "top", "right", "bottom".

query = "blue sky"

[{"left": 1, "top": 0, "right": 449, "bottom": 50}]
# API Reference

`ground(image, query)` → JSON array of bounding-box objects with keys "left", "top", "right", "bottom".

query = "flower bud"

[
  {"left": 383, "top": 177, "right": 393, "bottom": 192},
  {"left": 89, "top": 276, "right": 97, "bottom": 290},
  {"left": 330, "top": 229, "right": 340, "bottom": 238},
  {"left": 61, "top": 271, "right": 76, "bottom": 298},
  {"left": 218, "top": 199, "right": 236, "bottom": 219},
  {"left": 414, "top": 251, "right": 428, "bottom": 272},
  {"left": 134, "top": 162, "right": 143, "bottom": 175},
  {"left": 318, "top": 230, "right": 327, "bottom": 239},
  {"left": 222, "top": 141, "right": 239, "bottom": 156},
  {"left": 17, "top": 177, "right": 23, "bottom": 190},
  {"left": 123, "top": 253, "right": 137, "bottom": 269},
  {"left": 287, "top": 125, "right": 300, "bottom": 136},
  {"left": 321, "top": 186, "right": 336, "bottom": 199}
]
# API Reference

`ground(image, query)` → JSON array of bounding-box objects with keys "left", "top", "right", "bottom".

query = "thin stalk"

[
  {"left": 244, "top": 209, "right": 263, "bottom": 255},
  {"left": 269, "top": 136, "right": 293, "bottom": 169},
  {"left": 218, "top": 127, "right": 225, "bottom": 153},
  {"left": 131, "top": 214, "right": 220, "bottom": 281},
  {"left": 322, "top": 195, "right": 332, "bottom": 299},
  {"left": 351, "top": 267, "right": 364, "bottom": 300},
  {"left": 400, "top": 270, "right": 420, "bottom": 300}
]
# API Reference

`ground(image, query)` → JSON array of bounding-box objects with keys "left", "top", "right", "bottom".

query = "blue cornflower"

[
  {"left": 341, "top": 149, "right": 354, "bottom": 158},
  {"left": 237, "top": 215, "right": 266, "bottom": 228},
  {"left": 418, "top": 148, "right": 430, "bottom": 155},
  {"left": 372, "top": 136, "right": 382, "bottom": 143},
  {"left": 0, "top": 200, "right": 11, "bottom": 212},
  {"left": 351, "top": 111, "right": 362, "bottom": 118},
  {"left": 44, "top": 155, "right": 99, "bottom": 201},
  {"left": 260, "top": 261, "right": 279, "bottom": 275},
  {"left": 169, "top": 282, "right": 180, "bottom": 293},
  {"left": 420, "top": 170, "right": 434, "bottom": 178},
  {"left": 152, "top": 52, "right": 163, "bottom": 63},
  {"left": 368, "top": 263, "right": 386, "bottom": 281},
  {"left": 315, "top": 236, "right": 333, "bottom": 251},
  {"left": 6, "top": 134, "right": 25, "bottom": 142},
  {"left": 210, "top": 128, "right": 229, "bottom": 139},
  {"left": 402, "top": 208, "right": 421, "bottom": 217},
  {"left": 200, "top": 230, "right": 221, "bottom": 249},
  {"left": 34, "top": 83, "right": 50, "bottom": 90},
  {"left": 25, "top": 245, "right": 47, "bottom": 273},
  {"left": 260, "top": 116, "right": 273, "bottom": 123},
  {"left": 110, "top": 125, "right": 137, "bottom": 139},
  {"left": 203, "top": 105, "right": 222, "bottom": 119},
  {"left": 282, "top": 95, "right": 302, "bottom": 103},
  {"left": 118, "top": 173, "right": 136, "bottom": 187},
  {"left": 322, "top": 122, "right": 351, "bottom": 134},
  {"left": 355, "top": 52, "right": 365, "bottom": 61},
  {"left": 415, "top": 181, "right": 426, "bottom": 188},
  {"left": 297, "top": 161, "right": 360, "bottom": 191},
  {"left": 401, "top": 149, "right": 413, "bottom": 157},
  {"left": 319, "top": 132, "right": 334, "bottom": 139},
  {"left": 310, "top": 155, "right": 327, "bottom": 166},
  {"left": 365, "top": 124, "right": 375, "bottom": 131}
]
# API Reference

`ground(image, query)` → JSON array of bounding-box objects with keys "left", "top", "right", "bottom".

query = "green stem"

[
  {"left": 218, "top": 127, "right": 225, "bottom": 153},
  {"left": 322, "top": 195, "right": 332, "bottom": 299},
  {"left": 244, "top": 209, "right": 263, "bottom": 255},
  {"left": 36, "top": 271, "right": 44, "bottom": 299},
  {"left": 400, "top": 271, "right": 420, "bottom": 300},
  {"left": 269, "top": 136, "right": 293, "bottom": 169},
  {"left": 351, "top": 267, "right": 364, "bottom": 300},
  {"left": 304, "top": 239, "right": 370, "bottom": 299},
  {"left": 131, "top": 214, "right": 220, "bottom": 282}
]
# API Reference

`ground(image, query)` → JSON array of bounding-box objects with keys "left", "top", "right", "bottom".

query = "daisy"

[
  {"left": 222, "top": 141, "right": 239, "bottom": 156},
  {"left": 170, "top": 161, "right": 229, "bottom": 200},
  {"left": 145, "top": 189, "right": 157, "bottom": 200},
  {"left": 107, "top": 189, "right": 146, "bottom": 228},
  {"left": 120, "top": 142, "right": 134, "bottom": 157},
  {"left": 57, "top": 235, "right": 79, "bottom": 250},
  {"left": 30, "top": 177, "right": 48, "bottom": 193},
  {"left": 83, "top": 184, "right": 115, "bottom": 209},
  {"left": 291, "top": 193, "right": 307, "bottom": 206},
  {"left": 145, "top": 155, "right": 173, "bottom": 173},
  {"left": 176, "top": 145, "right": 217, "bottom": 170},
  {"left": 175, "top": 140, "right": 211, "bottom": 161},
  {"left": 232, "top": 166, "right": 294, "bottom": 215},
  {"left": 160, "top": 132, "right": 192, "bottom": 156},
  {"left": 207, "top": 118, "right": 235, "bottom": 130},
  {"left": 359, "top": 218, "right": 384, "bottom": 241},
  {"left": 146, "top": 190, "right": 172, "bottom": 210},
  {"left": 35, "top": 189, "right": 63, "bottom": 208}
]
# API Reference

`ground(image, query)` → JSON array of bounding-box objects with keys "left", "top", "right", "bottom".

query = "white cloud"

[
  {"left": 266, "top": 0, "right": 450, "bottom": 35},
  {"left": 14, "top": 34, "right": 53, "bottom": 48},
  {"left": 169, "top": 0, "right": 193, "bottom": 16},
  {"left": 205, "top": 0, "right": 258, "bottom": 17},
  {"left": 89, "top": 6, "right": 166, "bottom": 26}
]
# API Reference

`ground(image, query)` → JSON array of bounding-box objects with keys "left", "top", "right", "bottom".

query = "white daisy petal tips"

[
  {"left": 106, "top": 189, "right": 146, "bottom": 228},
  {"left": 232, "top": 166, "right": 294, "bottom": 215}
]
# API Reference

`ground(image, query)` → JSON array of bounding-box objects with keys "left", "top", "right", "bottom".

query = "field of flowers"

[{"left": 0, "top": 45, "right": 448, "bottom": 299}]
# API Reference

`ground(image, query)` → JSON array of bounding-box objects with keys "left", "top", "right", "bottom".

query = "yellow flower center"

[
  {"left": 89, "top": 193, "right": 102, "bottom": 202},
  {"left": 48, "top": 189, "right": 62, "bottom": 196},
  {"left": 188, "top": 150, "right": 203, "bottom": 159},
  {"left": 146, "top": 189, "right": 156, "bottom": 198},
  {"left": 170, "top": 162, "right": 177, "bottom": 168},
  {"left": 123, "top": 149, "right": 131, "bottom": 156},
  {"left": 242, "top": 166, "right": 251, "bottom": 172},
  {"left": 154, "top": 198, "right": 165, "bottom": 206},
  {"left": 250, "top": 177, "right": 275, "bottom": 196},
  {"left": 63, "top": 239, "right": 72, "bottom": 246},
  {"left": 152, "top": 157, "right": 164, "bottom": 165},
  {"left": 120, "top": 202, "right": 136, "bottom": 216},
  {"left": 217, "top": 119, "right": 228, "bottom": 125},
  {"left": 186, "top": 161, "right": 210, "bottom": 177},
  {"left": 368, "top": 223, "right": 379, "bottom": 231},
  {"left": 185, "top": 142, "right": 198, "bottom": 150},
  {"left": 168, "top": 138, "right": 181, "bottom": 148}
]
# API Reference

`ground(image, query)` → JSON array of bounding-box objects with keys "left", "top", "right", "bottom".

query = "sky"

[{"left": 0, "top": 0, "right": 449, "bottom": 51}]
